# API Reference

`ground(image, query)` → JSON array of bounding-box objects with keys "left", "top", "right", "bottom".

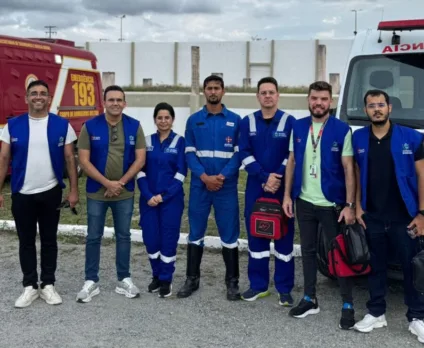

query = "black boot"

[
  {"left": 222, "top": 247, "right": 241, "bottom": 301},
  {"left": 177, "top": 244, "right": 203, "bottom": 298}
]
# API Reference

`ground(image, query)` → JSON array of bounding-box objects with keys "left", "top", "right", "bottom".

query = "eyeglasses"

[
  {"left": 367, "top": 103, "right": 387, "bottom": 109},
  {"left": 28, "top": 92, "right": 49, "bottom": 97},
  {"left": 111, "top": 125, "right": 118, "bottom": 142}
]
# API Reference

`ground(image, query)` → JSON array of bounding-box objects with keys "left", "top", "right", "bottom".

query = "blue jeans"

[
  {"left": 363, "top": 214, "right": 424, "bottom": 322},
  {"left": 85, "top": 197, "right": 134, "bottom": 282}
]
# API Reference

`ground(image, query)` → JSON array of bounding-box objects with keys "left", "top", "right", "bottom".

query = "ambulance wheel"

[{"left": 316, "top": 223, "right": 336, "bottom": 280}]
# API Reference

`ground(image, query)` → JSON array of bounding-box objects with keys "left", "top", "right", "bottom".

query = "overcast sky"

[{"left": 0, "top": 0, "right": 422, "bottom": 45}]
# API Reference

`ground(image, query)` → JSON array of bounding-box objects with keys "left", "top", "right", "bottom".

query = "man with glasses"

[
  {"left": 76, "top": 85, "right": 146, "bottom": 303},
  {"left": 0, "top": 80, "right": 79, "bottom": 308},
  {"left": 352, "top": 89, "right": 424, "bottom": 343}
]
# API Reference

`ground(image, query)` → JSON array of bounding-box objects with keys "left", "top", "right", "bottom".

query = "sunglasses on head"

[{"left": 57, "top": 200, "right": 78, "bottom": 215}]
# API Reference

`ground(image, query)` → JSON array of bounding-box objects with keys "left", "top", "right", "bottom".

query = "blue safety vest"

[
  {"left": 85, "top": 113, "right": 140, "bottom": 193},
  {"left": 292, "top": 116, "right": 350, "bottom": 205},
  {"left": 8, "top": 113, "right": 68, "bottom": 193},
  {"left": 353, "top": 124, "right": 423, "bottom": 217}
]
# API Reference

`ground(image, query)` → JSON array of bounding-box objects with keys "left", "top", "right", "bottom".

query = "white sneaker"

[
  {"left": 76, "top": 280, "right": 100, "bottom": 303},
  {"left": 409, "top": 319, "right": 424, "bottom": 343},
  {"left": 15, "top": 286, "right": 39, "bottom": 308},
  {"left": 353, "top": 314, "right": 387, "bottom": 333},
  {"left": 115, "top": 277, "right": 140, "bottom": 298},
  {"left": 40, "top": 285, "right": 62, "bottom": 305}
]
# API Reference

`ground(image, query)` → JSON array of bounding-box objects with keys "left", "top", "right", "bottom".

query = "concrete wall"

[{"left": 87, "top": 39, "right": 353, "bottom": 88}]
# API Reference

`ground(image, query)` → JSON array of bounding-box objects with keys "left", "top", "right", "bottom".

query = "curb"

[{"left": 0, "top": 220, "right": 302, "bottom": 257}]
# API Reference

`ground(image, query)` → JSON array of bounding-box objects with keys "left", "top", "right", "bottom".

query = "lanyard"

[{"left": 310, "top": 119, "right": 328, "bottom": 154}]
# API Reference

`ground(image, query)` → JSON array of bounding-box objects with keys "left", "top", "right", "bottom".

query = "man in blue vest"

[
  {"left": 0, "top": 80, "right": 79, "bottom": 308},
  {"left": 238, "top": 77, "right": 296, "bottom": 305},
  {"left": 283, "top": 81, "right": 356, "bottom": 329},
  {"left": 177, "top": 75, "right": 242, "bottom": 301},
  {"left": 352, "top": 89, "right": 424, "bottom": 342},
  {"left": 76, "top": 85, "right": 146, "bottom": 303}
]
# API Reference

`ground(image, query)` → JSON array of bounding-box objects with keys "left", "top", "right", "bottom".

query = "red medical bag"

[
  {"left": 328, "top": 234, "right": 371, "bottom": 278},
  {"left": 250, "top": 198, "right": 288, "bottom": 240}
]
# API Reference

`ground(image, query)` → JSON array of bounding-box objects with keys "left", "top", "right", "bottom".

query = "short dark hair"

[
  {"left": 27, "top": 80, "right": 49, "bottom": 94},
  {"left": 257, "top": 77, "right": 278, "bottom": 92},
  {"left": 203, "top": 75, "right": 224, "bottom": 89},
  {"left": 308, "top": 81, "right": 332, "bottom": 97},
  {"left": 153, "top": 102, "right": 175, "bottom": 120},
  {"left": 363, "top": 89, "right": 390, "bottom": 106},
  {"left": 103, "top": 85, "right": 125, "bottom": 101}
]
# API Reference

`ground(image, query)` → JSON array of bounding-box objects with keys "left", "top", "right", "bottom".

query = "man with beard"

[
  {"left": 283, "top": 81, "right": 356, "bottom": 329},
  {"left": 0, "top": 80, "right": 78, "bottom": 307},
  {"left": 238, "top": 77, "right": 296, "bottom": 305},
  {"left": 352, "top": 89, "right": 424, "bottom": 343},
  {"left": 177, "top": 75, "right": 242, "bottom": 301}
]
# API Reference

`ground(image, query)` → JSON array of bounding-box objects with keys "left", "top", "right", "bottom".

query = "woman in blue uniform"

[{"left": 137, "top": 102, "right": 187, "bottom": 298}]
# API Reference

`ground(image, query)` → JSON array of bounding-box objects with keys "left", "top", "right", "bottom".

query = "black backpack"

[{"left": 342, "top": 223, "right": 370, "bottom": 265}]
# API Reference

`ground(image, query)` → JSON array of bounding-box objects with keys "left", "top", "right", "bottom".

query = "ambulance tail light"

[{"left": 378, "top": 19, "right": 424, "bottom": 31}]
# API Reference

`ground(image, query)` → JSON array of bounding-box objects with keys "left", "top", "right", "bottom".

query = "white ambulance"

[{"left": 336, "top": 19, "right": 424, "bottom": 132}]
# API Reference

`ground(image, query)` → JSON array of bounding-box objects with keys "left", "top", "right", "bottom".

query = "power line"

[{"left": 44, "top": 25, "right": 57, "bottom": 38}]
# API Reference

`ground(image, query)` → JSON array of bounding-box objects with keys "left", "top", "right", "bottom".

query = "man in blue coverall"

[
  {"left": 239, "top": 77, "right": 296, "bottom": 305},
  {"left": 177, "top": 75, "right": 242, "bottom": 301}
]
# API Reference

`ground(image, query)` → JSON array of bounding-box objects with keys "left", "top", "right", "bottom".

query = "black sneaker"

[
  {"left": 158, "top": 281, "right": 172, "bottom": 298},
  {"left": 289, "top": 296, "right": 320, "bottom": 318},
  {"left": 339, "top": 306, "right": 355, "bottom": 330},
  {"left": 148, "top": 277, "right": 160, "bottom": 293}
]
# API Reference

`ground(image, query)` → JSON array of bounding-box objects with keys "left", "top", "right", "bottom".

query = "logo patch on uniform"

[
  {"left": 58, "top": 136, "right": 64, "bottom": 147},
  {"left": 331, "top": 141, "right": 339, "bottom": 152},
  {"left": 249, "top": 132, "right": 256, "bottom": 136},
  {"left": 91, "top": 136, "right": 100, "bottom": 141},
  {"left": 273, "top": 132, "right": 287, "bottom": 138},
  {"left": 165, "top": 148, "right": 178, "bottom": 154},
  {"left": 402, "top": 143, "right": 413, "bottom": 155},
  {"left": 226, "top": 121, "right": 235, "bottom": 127},
  {"left": 11, "top": 137, "right": 18, "bottom": 142},
  {"left": 224, "top": 136, "right": 233, "bottom": 148},
  {"left": 296, "top": 138, "right": 301, "bottom": 143},
  {"left": 129, "top": 135, "right": 135, "bottom": 145},
  {"left": 357, "top": 148, "right": 365, "bottom": 154},
  {"left": 147, "top": 146, "right": 154, "bottom": 152}
]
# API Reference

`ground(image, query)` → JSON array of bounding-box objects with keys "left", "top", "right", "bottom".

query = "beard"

[
  {"left": 207, "top": 96, "right": 221, "bottom": 105},
  {"left": 368, "top": 112, "right": 389, "bottom": 126},
  {"left": 309, "top": 105, "right": 330, "bottom": 119}
]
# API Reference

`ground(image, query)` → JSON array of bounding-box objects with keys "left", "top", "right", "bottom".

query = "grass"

[
  {"left": 122, "top": 84, "right": 309, "bottom": 94},
  {"left": 0, "top": 171, "right": 300, "bottom": 243}
]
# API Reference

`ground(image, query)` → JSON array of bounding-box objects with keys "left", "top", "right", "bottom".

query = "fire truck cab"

[{"left": 0, "top": 35, "right": 104, "bottom": 175}]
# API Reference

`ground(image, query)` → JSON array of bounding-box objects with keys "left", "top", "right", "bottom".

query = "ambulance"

[
  {"left": 318, "top": 19, "right": 424, "bottom": 281},
  {"left": 0, "top": 35, "right": 104, "bottom": 175}
]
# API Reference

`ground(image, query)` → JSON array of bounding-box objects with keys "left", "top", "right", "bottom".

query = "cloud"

[
  {"left": 323, "top": 16, "right": 342, "bottom": 25},
  {"left": 0, "top": 0, "right": 77, "bottom": 13},
  {"left": 82, "top": 0, "right": 221, "bottom": 16}
]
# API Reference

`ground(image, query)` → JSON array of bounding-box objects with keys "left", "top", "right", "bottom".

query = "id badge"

[{"left": 309, "top": 164, "right": 317, "bottom": 178}]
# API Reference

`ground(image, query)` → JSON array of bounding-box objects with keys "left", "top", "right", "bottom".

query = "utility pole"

[
  {"left": 118, "top": 15, "right": 126, "bottom": 42},
  {"left": 351, "top": 9, "right": 362, "bottom": 36},
  {"left": 44, "top": 26, "right": 57, "bottom": 38}
]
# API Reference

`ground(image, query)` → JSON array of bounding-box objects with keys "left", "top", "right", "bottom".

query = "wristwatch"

[
  {"left": 419, "top": 210, "right": 424, "bottom": 217},
  {"left": 345, "top": 202, "right": 356, "bottom": 209}
]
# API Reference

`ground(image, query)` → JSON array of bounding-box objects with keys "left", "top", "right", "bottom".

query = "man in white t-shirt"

[{"left": 0, "top": 80, "right": 79, "bottom": 308}]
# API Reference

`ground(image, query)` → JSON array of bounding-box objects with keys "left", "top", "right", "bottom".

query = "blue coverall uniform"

[
  {"left": 239, "top": 110, "right": 296, "bottom": 294},
  {"left": 137, "top": 131, "right": 187, "bottom": 282}
]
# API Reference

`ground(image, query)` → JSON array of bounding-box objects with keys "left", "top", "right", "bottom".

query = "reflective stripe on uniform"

[
  {"left": 174, "top": 172, "right": 185, "bottom": 182},
  {"left": 274, "top": 250, "right": 293, "bottom": 262},
  {"left": 185, "top": 146, "right": 196, "bottom": 153},
  {"left": 145, "top": 135, "right": 152, "bottom": 147},
  {"left": 248, "top": 249, "right": 270, "bottom": 259},
  {"left": 160, "top": 254, "right": 177, "bottom": 263},
  {"left": 242, "top": 155, "right": 256, "bottom": 166},
  {"left": 196, "top": 150, "right": 234, "bottom": 159},
  {"left": 169, "top": 134, "right": 180, "bottom": 149},
  {"left": 276, "top": 112, "right": 289, "bottom": 132},
  {"left": 148, "top": 251, "right": 160, "bottom": 259},
  {"left": 136, "top": 171, "right": 146, "bottom": 179},
  {"left": 221, "top": 241, "right": 238, "bottom": 249},
  {"left": 248, "top": 113, "right": 256, "bottom": 133}
]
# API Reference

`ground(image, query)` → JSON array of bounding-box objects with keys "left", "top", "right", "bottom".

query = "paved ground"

[{"left": 0, "top": 230, "right": 422, "bottom": 348}]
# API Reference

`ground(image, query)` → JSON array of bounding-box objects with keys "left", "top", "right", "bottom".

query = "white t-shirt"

[{"left": 0, "top": 115, "right": 77, "bottom": 194}]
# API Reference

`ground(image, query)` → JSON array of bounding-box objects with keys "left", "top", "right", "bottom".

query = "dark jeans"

[
  {"left": 11, "top": 185, "right": 62, "bottom": 288},
  {"left": 296, "top": 198, "right": 353, "bottom": 304},
  {"left": 85, "top": 197, "right": 134, "bottom": 282},
  {"left": 363, "top": 214, "right": 424, "bottom": 321}
]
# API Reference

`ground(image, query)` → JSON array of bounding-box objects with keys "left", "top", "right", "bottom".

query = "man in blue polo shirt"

[
  {"left": 353, "top": 89, "right": 424, "bottom": 343},
  {"left": 177, "top": 75, "right": 242, "bottom": 301}
]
